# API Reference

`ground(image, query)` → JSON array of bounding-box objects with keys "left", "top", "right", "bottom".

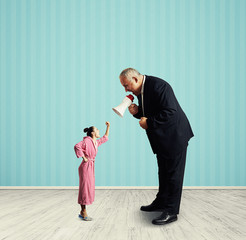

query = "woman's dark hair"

[{"left": 83, "top": 126, "right": 94, "bottom": 137}]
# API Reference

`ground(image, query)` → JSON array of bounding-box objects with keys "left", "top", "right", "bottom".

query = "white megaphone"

[{"left": 112, "top": 94, "right": 134, "bottom": 117}]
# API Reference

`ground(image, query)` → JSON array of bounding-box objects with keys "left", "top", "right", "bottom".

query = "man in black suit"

[{"left": 119, "top": 68, "right": 194, "bottom": 225}]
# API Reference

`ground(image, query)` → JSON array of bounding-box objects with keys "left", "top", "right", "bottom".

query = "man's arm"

[
  {"left": 146, "top": 84, "right": 177, "bottom": 129},
  {"left": 131, "top": 95, "right": 143, "bottom": 119},
  {"left": 133, "top": 106, "right": 143, "bottom": 119}
]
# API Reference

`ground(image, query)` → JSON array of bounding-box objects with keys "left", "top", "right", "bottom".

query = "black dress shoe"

[
  {"left": 152, "top": 212, "right": 177, "bottom": 225},
  {"left": 140, "top": 201, "right": 165, "bottom": 212}
]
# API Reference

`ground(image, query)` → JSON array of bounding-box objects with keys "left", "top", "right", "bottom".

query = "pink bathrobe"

[{"left": 74, "top": 135, "right": 108, "bottom": 205}]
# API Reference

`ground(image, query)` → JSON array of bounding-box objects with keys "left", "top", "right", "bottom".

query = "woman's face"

[{"left": 92, "top": 127, "right": 100, "bottom": 138}]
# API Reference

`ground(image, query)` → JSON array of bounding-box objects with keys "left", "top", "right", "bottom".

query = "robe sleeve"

[
  {"left": 74, "top": 141, "right": 86, "bottom": 158},
  {"left": 97, "top": 135, "right": 108, "bottom": 147}
]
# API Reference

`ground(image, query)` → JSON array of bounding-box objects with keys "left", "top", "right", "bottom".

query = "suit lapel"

[{"left": 143, "top": 76, "right": 150, "bottom": 116}]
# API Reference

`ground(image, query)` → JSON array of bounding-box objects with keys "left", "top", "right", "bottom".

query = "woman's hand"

[
  {"left": 128, "top": 104, "right": 138, "bottom": 115},
  {"left": 106, "top": 121, "right": 110, "bottom": 127},
  {"left": 83, "top": 156, "right": 88, "bottom": 162}
]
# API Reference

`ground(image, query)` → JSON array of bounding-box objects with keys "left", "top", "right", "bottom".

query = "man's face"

[{"left": 120, "top": 76, "right": 140, "bottom": 96}]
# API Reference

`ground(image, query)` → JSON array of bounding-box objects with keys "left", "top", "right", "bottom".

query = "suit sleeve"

[
  {"left": 146, "top": 84, "right": 177, "bottom": 129},
  {"left": 133, "top": 95, "right": 143, "bottom": 119},
  {"left": 133, "top": 109, "right": 143, "bottom": 119}
]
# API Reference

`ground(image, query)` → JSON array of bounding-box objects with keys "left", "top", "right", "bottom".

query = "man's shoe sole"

[{"left": 152, "top": 217, "right": 177, "bottom": 225}]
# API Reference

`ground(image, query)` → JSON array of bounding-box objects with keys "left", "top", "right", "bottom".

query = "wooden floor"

[{"left": 0, "top": 189, "right": 245, "bottom": 240}]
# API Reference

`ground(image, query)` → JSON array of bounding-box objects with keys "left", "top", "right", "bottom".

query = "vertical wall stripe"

[
  {"left": 239, "top": 0, "right": 246, "bottom": 185},
  {"left": 0, "top": 0, "right": 6, "bottom": 185}
]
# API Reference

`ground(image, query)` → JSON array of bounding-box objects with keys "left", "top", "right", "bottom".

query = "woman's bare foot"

[{"left": 80, "top": 210, "right": 88, "bottom": 218}]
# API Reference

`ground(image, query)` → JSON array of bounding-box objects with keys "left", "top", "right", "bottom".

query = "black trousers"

[{"left": 156, "top": 147, "right": 187, "bottom": 215}]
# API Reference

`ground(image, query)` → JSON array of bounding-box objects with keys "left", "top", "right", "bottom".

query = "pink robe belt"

[{"left": 83, "top": 157, "right": 95, "bottom": 162}]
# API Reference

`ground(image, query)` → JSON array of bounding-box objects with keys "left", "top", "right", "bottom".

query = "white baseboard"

[
  {"left": 0, "top": 186, "right": 245, "bottom": 190},
  {"left": 183, "top": 186, "right": 246, "bottom": 189}
]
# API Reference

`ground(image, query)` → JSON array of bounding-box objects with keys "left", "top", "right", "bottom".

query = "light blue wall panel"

[{"left": 0, "top": 0, "right": 245, "bottom": 186}]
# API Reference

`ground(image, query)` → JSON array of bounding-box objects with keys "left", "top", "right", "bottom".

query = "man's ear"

[{"left": 132, "top": 76, "right": 138, "bottom": 83}]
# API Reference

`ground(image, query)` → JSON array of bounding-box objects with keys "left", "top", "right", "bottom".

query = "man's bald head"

[
  {"left": 119, "top": 68, "right": 143, "bottom": 96},
  {"left": 119, "top": 68, "right": 141, "bottom": 82}
]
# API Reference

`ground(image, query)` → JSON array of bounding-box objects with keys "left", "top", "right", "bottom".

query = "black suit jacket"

[{"left": 134, "top": 76, "right": 194, "bottom": 155}]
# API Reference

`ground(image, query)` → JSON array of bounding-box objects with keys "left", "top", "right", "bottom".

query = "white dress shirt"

[{"left": 141, "top": 75, "right": 146, "bottom": 117}]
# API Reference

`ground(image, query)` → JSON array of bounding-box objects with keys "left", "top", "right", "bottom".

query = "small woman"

[{"left": 74, "top": 121, "right": 110, "bottom": 221}]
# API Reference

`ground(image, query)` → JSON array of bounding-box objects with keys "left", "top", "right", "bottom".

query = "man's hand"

[
  {"left": 139, "top": 117, "right": 148, "bottom": 129},
  {"left": 128, "top": 104, "right": 138, "bottom": 115}
]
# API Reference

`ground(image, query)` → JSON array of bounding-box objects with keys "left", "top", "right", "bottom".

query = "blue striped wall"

[{"left": 0, "top": 0, "right": 245, "bottom": 186}]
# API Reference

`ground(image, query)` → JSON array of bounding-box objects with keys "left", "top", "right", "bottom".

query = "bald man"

[{"left": 120, "top": 68, "right": 194, "bottom": 225}]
